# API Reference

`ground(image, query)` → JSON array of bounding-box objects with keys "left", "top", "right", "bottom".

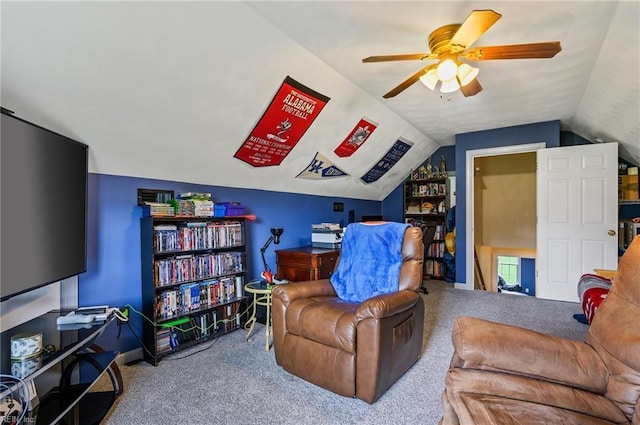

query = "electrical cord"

[
  {"left": 0, "top": 374, "right": 30, "bottom": 424},
  {"left": 124, "top": 301, "right": 252, "bottom": 334},
  {"left": 116, "top": 299, "right": 254, "bottom": 363},
  {"left": 111, "top": 307, "right": 129, "bottom": 322}
]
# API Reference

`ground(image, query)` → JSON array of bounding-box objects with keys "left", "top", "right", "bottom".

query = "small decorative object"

[
  {"left": 11, "top": 355, "right": 43, "bottom": 379},
  {"left": 419, "top": 165, "right": 427, "bottom": 179},
  {"left": 10, "top": 332, "right": 43, "bottom": 360},
  {"left": 426, "top": 158, "right": 433, "bottom": 179},
  {"left": 440, "top": 155, "right": 447, "bottom": 176}
]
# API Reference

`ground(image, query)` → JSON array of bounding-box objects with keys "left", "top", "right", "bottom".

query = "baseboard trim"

[{"left": 116, "top": 347, "right": 143, "bottom": 366}]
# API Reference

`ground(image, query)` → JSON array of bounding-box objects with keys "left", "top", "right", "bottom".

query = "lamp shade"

[
  {"left": 440, "top": 79, "right": 460, "bottom": 93},
  {"left": 419, "top": 68, "right": 439, "bottom": 90},
  {"left": 436, "top": 58, "right": 458, "bottom": 82},
  {"left": 457, "top": 63, "right": 480, "bottom": 87}
]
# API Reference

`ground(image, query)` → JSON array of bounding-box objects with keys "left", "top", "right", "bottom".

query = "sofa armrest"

[
  {"left": 450, "top": 316, "right": 608, "bottom": 393},
  {"left": 354, "top": 290, "right": 419, "bottom": 321},
  {"left": 272, "top": 279, "right": 336, "bottom": 306}
]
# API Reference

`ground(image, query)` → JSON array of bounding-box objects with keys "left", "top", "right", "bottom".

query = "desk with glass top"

[{"left": 0, "top": 311, "right": 122, "bottom": 425}]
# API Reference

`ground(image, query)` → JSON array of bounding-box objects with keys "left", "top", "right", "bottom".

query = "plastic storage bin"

[
  {"left": 213, "top": 204, "right": 227, "bottom": 217},
  {"left": 227, "top": 202, "right": 244, "bottom": 216}
]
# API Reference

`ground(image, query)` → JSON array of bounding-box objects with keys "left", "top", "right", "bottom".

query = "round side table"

[{"left": 244, "top": 281, "right": 281, "bottom": 351}]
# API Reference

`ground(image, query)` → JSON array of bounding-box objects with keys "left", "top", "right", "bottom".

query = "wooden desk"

[{"left": 276, "top": 246, "right": 340, "bottom": 282}]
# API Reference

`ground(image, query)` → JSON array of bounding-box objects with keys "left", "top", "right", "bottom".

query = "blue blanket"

[{"left": 330, "top": 222, "right": 409, "bottom": 302}]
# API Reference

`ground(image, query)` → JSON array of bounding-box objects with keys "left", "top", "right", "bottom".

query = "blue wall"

[
  {"left": 80, "top": 173, "right": 381, "bottom": 352},
  {"left": 521, "top": 258, "right": 536, "bottom": 296},
  {"left": 454, "top": 120, "right": 561, "bottom": 287}
]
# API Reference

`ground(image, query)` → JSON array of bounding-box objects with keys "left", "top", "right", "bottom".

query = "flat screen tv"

[{"left": 1, "top": 109, "right": 88, "bottom": 302}]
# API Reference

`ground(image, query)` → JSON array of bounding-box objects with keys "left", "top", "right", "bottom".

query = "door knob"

[{"left": 608, "top": 229, "right": 616, "bottom": 236}]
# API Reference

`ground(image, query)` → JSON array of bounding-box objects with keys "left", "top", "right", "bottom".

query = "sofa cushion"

[
  {"left": 285, "top": 296, "right": 358, "bottom": 353},
  {"left": 444, "top": 369, "right": 628, "bottom": 424}
]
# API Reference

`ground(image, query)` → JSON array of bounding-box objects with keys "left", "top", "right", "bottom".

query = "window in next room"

[{"left": 497, "top": 255, "right": 520, "bottom": 286}]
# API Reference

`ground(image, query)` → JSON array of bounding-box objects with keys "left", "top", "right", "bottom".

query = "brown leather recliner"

[
  {"left": 440, "top": 235, "right": 640, "bottom": 425},
  {"left": 272, "top": 225, "right": 424, "bottom": 404}
]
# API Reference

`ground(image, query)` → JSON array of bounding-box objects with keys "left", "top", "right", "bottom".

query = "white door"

[{"left": 536, "top": 143, "right": 619, "bottom": 302}]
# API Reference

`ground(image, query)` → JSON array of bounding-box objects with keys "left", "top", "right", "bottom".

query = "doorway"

[
  {"left": 465, "top": 143, "right": 546, "bottom": 292},
  {"left": 474, "top": 152, "right": 537, "bottom": 293}
]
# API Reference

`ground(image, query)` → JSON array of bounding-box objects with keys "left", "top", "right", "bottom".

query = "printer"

[{"left": 311, "top": 223, "right": 344, "bottom": 249}]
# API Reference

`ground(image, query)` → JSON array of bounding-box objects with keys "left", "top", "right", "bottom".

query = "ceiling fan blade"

[
  {"left": 463, "top": 42, "right": 562, "bottom": 60},
  {"left": 382, "top": 65, "right": 435, "bottom": 98},
  {"left": 460, "top": 78, "right": 483, "bottom": 97},
  {"left": 362, "top": 53, "right": 436, "bottom": 63},
  {"left": 450, "top": 9, "right": 502, "bottom": 52}
]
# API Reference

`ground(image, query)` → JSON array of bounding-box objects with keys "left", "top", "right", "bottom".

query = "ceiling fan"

[{"left": 362, "top": 10, "right": 562, "bottom": 98}]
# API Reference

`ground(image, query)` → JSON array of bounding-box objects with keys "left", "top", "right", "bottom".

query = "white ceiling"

[{"left": 2, "top": 1, "right": 638, "bottom": 201}]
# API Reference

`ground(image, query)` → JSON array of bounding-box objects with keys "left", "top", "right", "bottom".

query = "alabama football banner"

[
  {"left": 334, "top": 117, "right": 377, "bottom": 158},
  {"left": 296, "top": 152, "right": 349, "bottom": 180},
  {"left": 360, "top": 137, "right": 413, "bottom": 184},
  {"left": 234, "top": 76, "right": 330, "bottom": 167}
]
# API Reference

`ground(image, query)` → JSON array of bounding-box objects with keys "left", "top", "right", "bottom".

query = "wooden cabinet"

[
  {"left": 275, "top": 246, "right": 340, "bottom": 282},
  {"left": 404, "top": 176, "right": 448, "bottom": 279}
]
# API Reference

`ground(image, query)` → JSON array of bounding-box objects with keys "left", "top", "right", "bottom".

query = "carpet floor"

[{"left": 100, "top": 281, "right": 587, "bottom": 425}]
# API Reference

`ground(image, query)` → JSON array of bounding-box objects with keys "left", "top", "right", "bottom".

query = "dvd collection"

[
  {"left": 155, "top": 275, "right": 244, "bottom": 320},
  {"left": 143, "top": 216, "right": 248, "bottom": 365},
  {"left": 154, "top": 252, "right": 244, "bottom": 287},
  {"left": 153, "top": 220, "right": 243, "bottom": 253}
]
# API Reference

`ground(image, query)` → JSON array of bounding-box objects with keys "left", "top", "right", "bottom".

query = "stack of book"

[
  {"left": 143, "top": 202, "right": 175, "bottom": 217},
  {"left": 175, "top": 200, "right": 195, "bottom": 216},
  {"left": 192, "top": 200, "right": 214, "bottom": 217}
]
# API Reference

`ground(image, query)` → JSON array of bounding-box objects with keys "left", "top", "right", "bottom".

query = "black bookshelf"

[
  {"left": 140, "top": 216, "right": 249, "bottom": 365},
  {"left": 404, "top": 177, "right": 448, "bottom": 278}
]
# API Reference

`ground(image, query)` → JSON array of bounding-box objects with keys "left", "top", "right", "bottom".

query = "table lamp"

[{"left": 260, "top": 227, "right": 283, "bottom": 284}]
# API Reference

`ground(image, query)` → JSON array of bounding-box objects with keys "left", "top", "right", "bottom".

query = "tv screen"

[{"left": 1, "top": 110, "right": 88, "bottom": 302}]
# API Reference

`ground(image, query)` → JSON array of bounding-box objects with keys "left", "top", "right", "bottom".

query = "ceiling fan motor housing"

[{"left": 428, "top": 24, "right": 462, "bottom": 55}]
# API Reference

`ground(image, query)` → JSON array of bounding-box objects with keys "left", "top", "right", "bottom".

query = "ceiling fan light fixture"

[
  {"left": 457, "top": 63, "right": 479, "bottom": 86},
  {"left": 419, "top": 68, "right": 439, "bottom": 90},
  {"left": 436, "top": 58, "right": 458, "bottom": 82},
  {"left": 440, "top": 79, "right": 460, "bottom": 93}
]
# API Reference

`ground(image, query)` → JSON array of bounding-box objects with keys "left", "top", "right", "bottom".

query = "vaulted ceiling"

[{"left": 2, "top": 1, "right": 638, "bottom": 201}]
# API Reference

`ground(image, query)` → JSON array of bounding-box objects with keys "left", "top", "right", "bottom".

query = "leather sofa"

[
  {"left": 440, "top": 235, "right": 640, "bottom": 425},
  {"left": 271, "top": 225, "right": 424, "bottom": 404}
]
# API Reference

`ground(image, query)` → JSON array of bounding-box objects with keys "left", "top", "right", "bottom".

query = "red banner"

[
  {"left": 234, "top": 76, "right": 330, "bottom": 167},
  {"left": 334, "top": 118, "right": 377, "bottom": 158}
]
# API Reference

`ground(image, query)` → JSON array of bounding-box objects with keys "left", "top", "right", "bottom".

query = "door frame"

[{"left": 464, "top": 142, "right": 547, "bottom": 291}]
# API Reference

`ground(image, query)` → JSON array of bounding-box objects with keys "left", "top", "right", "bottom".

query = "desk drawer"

[
  {"left": 317, "top": 265, "right": 336, "bottom": 280},
  {"left": 317, "top": 253, "right": 338, "bottom": 268}
]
